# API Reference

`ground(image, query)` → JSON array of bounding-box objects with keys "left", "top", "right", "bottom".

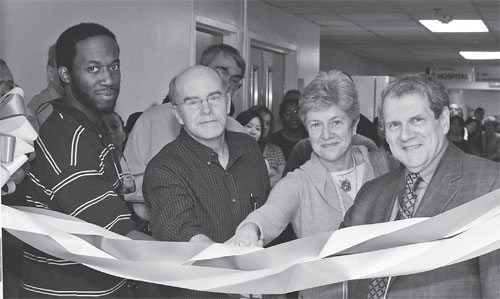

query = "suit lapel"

[
  {"left": 415, "top": 144, "right": 462, "bottom": 217},
  {"left": 389, "top": 144, "right": 462, "bottom": 289}
]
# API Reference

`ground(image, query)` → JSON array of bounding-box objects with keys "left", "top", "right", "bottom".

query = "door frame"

[{"left": 247, "top": 31, "right": 298, "bottom": 111}]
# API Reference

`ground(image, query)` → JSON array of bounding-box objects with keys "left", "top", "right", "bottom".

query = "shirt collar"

[
  {"left": 51, "top": 100, "right": 106, "bottom": 135},
  {"left": 178, "top": 128, "right": 244, "bottom": 168}
]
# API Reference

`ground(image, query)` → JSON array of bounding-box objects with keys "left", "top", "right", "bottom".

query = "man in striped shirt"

[{"left": 21, "top": 23, "right": 147, "bottom": 298}]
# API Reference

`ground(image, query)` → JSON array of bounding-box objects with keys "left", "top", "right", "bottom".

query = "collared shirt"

[
  {"left": 27, "top": 84, "right": 60, "bottom": 129},
  {"left": 21, "top": 100, "right": 135, "bottom": 297},
  {"left": 144, "top": 128, "right": 270, "bottom": 243},
  {"left": 121, "top": 103, "right": 245, "bottom": 206},
  {"left": 390, "top": 142, "right": 449, "bottom": 220}
]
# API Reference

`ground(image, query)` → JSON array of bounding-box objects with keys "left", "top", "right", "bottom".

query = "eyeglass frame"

[
  {"left": 173, "top": 92, "right": 230, "bottom": 110},
  {"left": 213, "top": 66, "right": 244, "bottom": 90}
]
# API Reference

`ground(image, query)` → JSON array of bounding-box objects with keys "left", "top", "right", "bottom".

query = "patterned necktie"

[{"left": 366, "top": 172, "right": 422, "bottom": 299}]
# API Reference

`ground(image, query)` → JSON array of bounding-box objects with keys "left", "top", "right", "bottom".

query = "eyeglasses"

[
  {"left": 214, "top": 66, "right": 244, "bottom": 90},
  {"left": 176, "top": 93, "right": 228, "bottom": 109}
]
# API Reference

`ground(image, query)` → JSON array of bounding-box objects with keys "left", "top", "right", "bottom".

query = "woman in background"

[{"left": 236, "top": 109, "right": 285, "bottom": 187}]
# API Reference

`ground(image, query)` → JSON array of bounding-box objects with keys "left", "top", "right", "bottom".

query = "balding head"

[{"left": 170, "top": 65, "right": 231, "bottom": 146}]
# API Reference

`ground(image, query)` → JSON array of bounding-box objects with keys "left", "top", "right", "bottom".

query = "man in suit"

[{"left": 343, "top": 73, "right": 500, "bottom": 298}]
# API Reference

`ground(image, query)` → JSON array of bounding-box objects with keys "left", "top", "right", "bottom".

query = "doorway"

[{"left": 249, "top": 46, "right": 285, "bottom": 125}]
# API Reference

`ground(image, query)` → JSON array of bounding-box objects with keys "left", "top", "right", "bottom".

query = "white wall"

[
  {"left": 1, "top": 0, "right": 193, "bottom": 120},
  {"left": 320, "top": 43, "right": 400, "bottom": 76},
  {"left": 1, "top": 0, "right": 320, "bottom": 122},
  {"left": 247, "top": 1, "right": 320, "bottom": 89},
  {"left": 449, "top": 89, "right": 500, "bottom": 119}
]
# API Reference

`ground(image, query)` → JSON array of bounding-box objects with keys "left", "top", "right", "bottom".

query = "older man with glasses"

[
  {"left": 143, "top": 65, "right": 270, "bottom": 298},
  {"left": 120, "top": 44, "right": 246, "bottom": 225}
]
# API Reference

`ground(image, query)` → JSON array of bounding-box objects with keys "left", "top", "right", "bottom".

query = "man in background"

[
  {"left": 143, "top": 65, "right": 270, "bottom": 298},
  {"left": 27, "top": 44, "right": 63, "bottom": 129},
  {"left": 343, "top": 73, "right": 499, "bottom": 298},
  {"left": 121, "top": 43, "right": 246, "bottom": 222}
]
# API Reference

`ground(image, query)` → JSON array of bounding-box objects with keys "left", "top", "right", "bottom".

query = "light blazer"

[{"left": 343, "top": 143, "right": 500, "bottom": 298}]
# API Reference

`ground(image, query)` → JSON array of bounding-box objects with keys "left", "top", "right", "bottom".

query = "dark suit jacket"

[{"left": 343, "top": 143, "right": 500, "bottom": 298}]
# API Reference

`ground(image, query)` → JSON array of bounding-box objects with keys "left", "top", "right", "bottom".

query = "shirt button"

[
  {"left": 207, "top": 161, "right": 211, "bottom": 165},
  {"left": 232, "top": 198, "right": 236, "bottom": 203}
]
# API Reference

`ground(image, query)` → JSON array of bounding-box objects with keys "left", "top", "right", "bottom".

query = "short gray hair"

[
  {"left": 378, "top": 73, "right": 449, "bottom": 126},
  {"left": 299, "top": 70, "right": 359, "bottom": 127}
]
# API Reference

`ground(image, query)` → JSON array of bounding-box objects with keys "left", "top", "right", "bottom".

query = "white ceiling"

[{"left": 262, "top": 0, "right": 500, "bottom": 72}]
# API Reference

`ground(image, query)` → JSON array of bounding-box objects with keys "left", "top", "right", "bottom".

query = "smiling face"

[
  {"left": 243, "top": 116, "right": 262, "bottom": 141},
  {"left": 69, "top": 35, "right": 120, "bottom": 114},
  {"left": 306, "top": 104, "right": 356, "bottom": 170},
  {"left": 173, "top": 66, "right": 229, "bottom": 145},
  {"left": 384, "top": 93, "right": 449, "bottom": 173}
]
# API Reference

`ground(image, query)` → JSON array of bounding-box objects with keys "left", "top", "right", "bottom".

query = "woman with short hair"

[{"left": 228, "top": 70, "right": 399, "bottom": 298}]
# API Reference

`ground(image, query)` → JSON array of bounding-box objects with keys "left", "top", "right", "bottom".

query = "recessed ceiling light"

[
  {"left": 419, "top": 20, "right": 489, "bottom": 33},
  {"left": 459, "top": 51, "right": 500, "bottom": 60}
]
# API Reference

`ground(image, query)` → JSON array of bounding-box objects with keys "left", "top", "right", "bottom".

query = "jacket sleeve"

[{"left": 237, "top": 173, "right": 301, "bottom": 245}]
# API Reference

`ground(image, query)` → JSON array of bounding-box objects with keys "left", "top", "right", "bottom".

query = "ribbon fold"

[
  {"left": 0, "top": 87, "right": 37, "bottom": 191},
  {"left": 2, "top": 188, "right": 499, "bottom": 294}
]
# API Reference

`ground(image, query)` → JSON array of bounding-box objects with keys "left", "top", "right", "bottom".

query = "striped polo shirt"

[{"left": 21, "top": 100, "right": 135, "bottom": 298}]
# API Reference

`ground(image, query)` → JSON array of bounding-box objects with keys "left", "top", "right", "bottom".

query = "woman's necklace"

[{"left": 333, "top": 155, "right": 357, "bottom": 193}]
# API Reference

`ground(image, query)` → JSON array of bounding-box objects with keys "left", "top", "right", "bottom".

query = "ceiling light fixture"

[
  {"left": 419, "top": 8, "right": 489, "bottom": 33},
  {"left": 459, "top": 51, "right": 500, "bottom": 60},
  {"left": 420, "top": 19, "right": 489, "bottom": 33}
]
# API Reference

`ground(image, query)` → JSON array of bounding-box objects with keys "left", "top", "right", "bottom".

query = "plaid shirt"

[{"left": 144, "top": 128, "right": 270, "bottom": 243}]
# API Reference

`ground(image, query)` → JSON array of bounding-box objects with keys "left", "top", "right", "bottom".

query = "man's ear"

[
  {"left": 440, "top": 106, "right": 450, "bottom": 135},
  {"left": 172, "top": 105, "right": 185, "bottom": 126},
  {"left": 226, "top": 94, "right": 232, "bottom": 115},
  {"left": 58, "top": 67, "right": 71, "bottom": 84}
]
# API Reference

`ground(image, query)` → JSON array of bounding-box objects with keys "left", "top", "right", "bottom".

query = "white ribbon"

[
  {"left": 0, "top": 87, "right": 37, "bottom": 192},
  {"left": 2, "top": 188, "right": 499, "bottom": 294}
]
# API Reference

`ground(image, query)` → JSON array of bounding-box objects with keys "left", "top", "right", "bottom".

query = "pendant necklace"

[{"left": 336, "top": 154, "right": 357, "bottom": 193}]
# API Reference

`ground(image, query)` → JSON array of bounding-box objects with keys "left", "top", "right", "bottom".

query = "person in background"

[
  {"left": 103, "top": 111, "right": 127, "bottom": 158},
  {"left": 124, "top": 111, "right": 143, "bottom": 141},
  {"left": 21, "top": 22, "right": 152, "bottom": 298},
  {"left": 447, "top": 115, "right": 474, "bottom": 154},
  {"left": 121, "top": 43, "right": 246, "bottom": 222},
  {"left": 1, "top": 58, "right": 31, "bottom": 299},
  {"left": 27, "top": 44, "right": 64, "bottom": 129},
  {"left": 270, "top": 90, "right": 308, "bottom": 160},
  {"left": 238, "top": 108, "right": 286, "bottom": 187},
  {"left": 0, "top": 59, "right": 15, "bottom": 96},
  {"left": 473, "top": 107, "right": 485, "bottom": 123},
  {"left": 228, "top": 70, "right": 398, "bottom": 299},
  {"left": 465, "top": 117, "right": 482, "bottom": 155},
  {"left": 249, "top": 105, "right": 287, "bottom": 183},
  {"left": 481, "top": 115, "right": 500, "bottom": 162},
  {"left": 342, "top": 73, "right": 499, "bottom": 298},
  {"left": 449, "top": 102, "right": 461, "bottom": 118},
  {"left": 143, "top": 65, "right": 270, "bottom": 298},
  {"left": 373, "top": 116, "right": 391, "bottom": 152}
]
